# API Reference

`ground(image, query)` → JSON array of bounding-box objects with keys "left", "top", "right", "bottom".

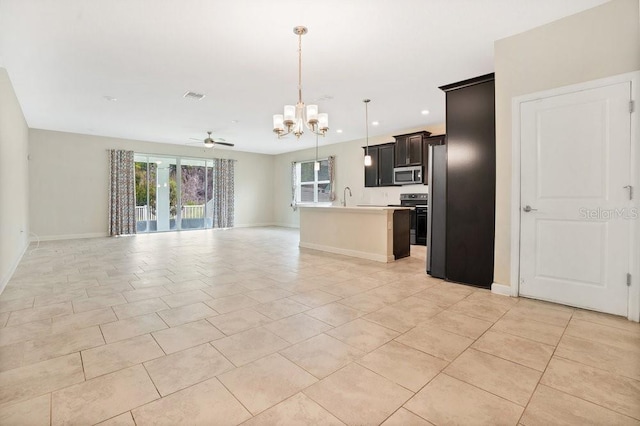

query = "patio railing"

[{"left": 136, "top": 204, "right": 205, "bottom": 221}]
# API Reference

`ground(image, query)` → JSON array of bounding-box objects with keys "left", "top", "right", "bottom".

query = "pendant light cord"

[{"left": 364, "top": 99, "right": 370, "bottom": 155}]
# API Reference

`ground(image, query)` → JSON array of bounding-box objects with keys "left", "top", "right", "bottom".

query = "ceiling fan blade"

[
  {"left": 213, "top": 141, "right": 235, "bottom": 147},
  {"left": 188, "top": 137, "right": 201, "bottom": 141}
]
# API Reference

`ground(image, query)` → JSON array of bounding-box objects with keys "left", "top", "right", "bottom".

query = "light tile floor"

[{"left": 0, "top": 227, "right": 639, "bottom": 425}]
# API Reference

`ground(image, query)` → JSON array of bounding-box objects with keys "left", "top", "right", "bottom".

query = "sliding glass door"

[
  {"left": 135, "top": 154, "right": 154, "bottom": 232},
  {"left": 134, "top": 154, "right": 213, "bottom": 233},
  {"left": 180, "top": 158, "right": 209, "bottom": 230}
]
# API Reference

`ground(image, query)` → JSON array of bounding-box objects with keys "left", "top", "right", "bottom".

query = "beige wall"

[
  {"left": 0, "top": 68, "right": 30, "bottom": 289},
  {"left": 273, "top": 123, "right": 445, "bottom": 228},
  {"left": 29, "top": 129, "right": 275, "bottom": 239},
  {"left": 494, "top": 0, "right": 640, "bottom": 286}
]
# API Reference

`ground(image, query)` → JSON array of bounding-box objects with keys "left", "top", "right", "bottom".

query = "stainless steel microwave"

[{"left": 393, "top": 166, "right": 422, "bottom": 185}]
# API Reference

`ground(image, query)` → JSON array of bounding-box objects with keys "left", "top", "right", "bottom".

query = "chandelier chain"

[{"left": 298, "top": 31, "right": 303, "bottom": 105}]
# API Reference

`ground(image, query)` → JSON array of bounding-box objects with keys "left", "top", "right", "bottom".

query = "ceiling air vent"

[{"left": 183, "top": 91, "right": 206, "bottom": 100}]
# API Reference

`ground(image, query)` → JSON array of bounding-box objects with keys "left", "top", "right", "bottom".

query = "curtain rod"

[{"left": 106, "top": 149, "right": 238, "bottom": 162}]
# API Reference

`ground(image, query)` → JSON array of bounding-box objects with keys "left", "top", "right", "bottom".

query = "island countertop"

[{"left": 298, "top": 205, "right": 413, "bottom": 212}]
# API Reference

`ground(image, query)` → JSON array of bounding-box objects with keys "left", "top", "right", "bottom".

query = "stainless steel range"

[{"left": 399, "top": 193, "right": 428, "bottom": 245}]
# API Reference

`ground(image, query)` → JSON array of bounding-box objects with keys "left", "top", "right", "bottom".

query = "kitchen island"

[{"left": 298, "top": 205, "right": 411, "bottom": 262}]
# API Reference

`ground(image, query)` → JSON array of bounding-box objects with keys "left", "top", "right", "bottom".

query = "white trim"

[
  {"left": 33, "top": 232, "right": 108, "bottom": 242},
  {"left": 510, "top": 70, "right": 640, "bottom": 322},
  {"left": 271, "top": 222, "right": 300, "bottom": 229},
  {"left": 0, "top": 240, "right": 29, "bottom": 295},
  {"left": 491, "top": 283, "right": 512, "bottom": 297},
  {"left": 233, "top": 223, "right": 280, "bottom": 228},
  {"left": 299, "top": 241, "right": 394, "bottom": 263}
]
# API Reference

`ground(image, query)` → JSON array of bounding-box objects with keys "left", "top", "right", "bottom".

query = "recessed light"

[
  {"left": 372, "top": 121, "right": 379, "bottom": 126},
  {"left": 183, "top": 91, "right": 205, "bottom": 100},
  {"left": 103, "top": 96, "right": 117, "bottom": 102},
  {"left": 231, "top": 120, "right": 239, "bottom": 124},
  {"left": 336, "top": 129, "right": 343, "bottom": 133},
  {"left": 421, "top": 110, "right": 430, "bottom": 115},
  {"left": 314, "top": 95, "right": 334, "bottom": 102}
]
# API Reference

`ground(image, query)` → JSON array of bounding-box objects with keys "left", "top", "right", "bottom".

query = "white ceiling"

[{"left": 0, "top": 0, "right": 608, "bottom": 154}]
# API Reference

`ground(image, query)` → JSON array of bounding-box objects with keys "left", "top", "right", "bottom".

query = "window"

[{"left": 296, "top": 159, "right": 330, "bottom": 203}]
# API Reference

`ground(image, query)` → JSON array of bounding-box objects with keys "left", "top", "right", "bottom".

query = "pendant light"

[
  {"left": 314, "top": 132, "right": 320, "bottom": 171},
  {"left": 363, "top": 99, "right": 372, "bottom": 166}
]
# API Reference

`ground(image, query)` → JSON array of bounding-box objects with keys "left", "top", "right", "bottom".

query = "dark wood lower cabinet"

[{"left": 393, "top": 209, "right": 411, "bottom": 260}]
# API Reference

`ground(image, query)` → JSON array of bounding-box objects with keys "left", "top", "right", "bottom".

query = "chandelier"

[{"left": 272, "top": 26, "right": 329, "bottom": 139}]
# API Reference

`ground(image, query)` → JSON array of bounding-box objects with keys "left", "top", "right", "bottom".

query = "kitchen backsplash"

[{"left": 361, "top": 184, "right": 428, "bottom": 205}]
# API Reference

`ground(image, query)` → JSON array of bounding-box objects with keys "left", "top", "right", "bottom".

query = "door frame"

[{"left": 509, "top": 71, "right": 640, "bottom": 321}]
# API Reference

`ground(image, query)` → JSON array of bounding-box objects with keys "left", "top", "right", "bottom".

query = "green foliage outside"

[
  {"left": 135, "top": 162, "right": 178, "bottom": 215},
  {"left": 135, "top": 162, "right": 154, "bottom": 206}
]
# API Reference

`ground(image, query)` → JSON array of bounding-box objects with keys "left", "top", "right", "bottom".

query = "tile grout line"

[
  {"left": 216, "top": 376, "right": 256, "bottom": 419},
  {"left": 516, "top": 305, "right": 575, "bottom": 424},
  {"left": 4, "top": 230, "right": 637, "bottom": 425},
  {"left": 392, "top": 296, "right": 528, "bottom": 417}
]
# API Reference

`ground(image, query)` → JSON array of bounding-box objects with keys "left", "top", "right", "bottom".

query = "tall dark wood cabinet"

[{"left": 439, "top": 74, "right": 495, "bottom": 288}]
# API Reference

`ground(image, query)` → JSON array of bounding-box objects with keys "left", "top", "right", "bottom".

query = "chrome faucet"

[{"left": 342, "top": 187, "right": 352, "bottom": 206}]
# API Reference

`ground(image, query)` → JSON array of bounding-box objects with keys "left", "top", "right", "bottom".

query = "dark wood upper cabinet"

[
  {"left": 439, "top": 73, "right": 495, "bottom": 289},
  {"left": 394, "top": 137, "right": 407, "bottom": 167},
  {"left": 363, "top": 146, "right": 379, "bottom": 188},
  {"left": 378, "top": 144, "right": 395, "bottom": 186},
  {"left": 394, "top": 131, "right": 430, "bottom": 167},
  {"left": 422, "top": 135, "right": 446, "bottom": 185},
  {"left": 363, "top": 142, "right": 396, "bottom": 187}
]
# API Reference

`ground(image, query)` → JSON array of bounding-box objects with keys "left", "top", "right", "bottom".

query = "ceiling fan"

[{"left": 188, "top": 131, "right": 235, "bottom": 148}]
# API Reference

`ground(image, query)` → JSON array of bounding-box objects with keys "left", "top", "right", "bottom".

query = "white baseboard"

[
  {"left": 299, "top": 242, "right": 393, "bottom": 263},
  {"left": 233, "top": 222, "right": 280, "bottom": 228},
  {"left": 0, "top": 240, "right": 29, "bottom": 295},
  {"left": 33, "top": 232, "right": 108, "bottom": 242},
  {"left": 491, "top": 283, "right": 514, "bottom": 297},
  {"left": 270, "top": 222, "right": 300, "bottom": 229},
  {"left": 33, "top": 225, "right": 297, "bottom": 241}
]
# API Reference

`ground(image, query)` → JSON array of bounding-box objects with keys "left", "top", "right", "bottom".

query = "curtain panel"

[
  {"left": 108, "top": 150, "right": 136, "bottom": 236},
  {"left": 212, "top": 158, "right": 235, "bottom": 228},
  {"left": 290, "top": 161, "right": 298, "bottom": 211},
  {"left": 328, "top": 155, "right": 336, "bottom": 201}
]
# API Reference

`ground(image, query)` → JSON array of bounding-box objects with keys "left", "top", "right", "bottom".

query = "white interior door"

[{"left": 519, "top": 82, "right": 632, "bottom": 316}]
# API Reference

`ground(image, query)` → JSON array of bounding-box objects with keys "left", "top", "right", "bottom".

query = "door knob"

[{"left": 523, "top": 205, "right": 538, "bottom": 212}]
